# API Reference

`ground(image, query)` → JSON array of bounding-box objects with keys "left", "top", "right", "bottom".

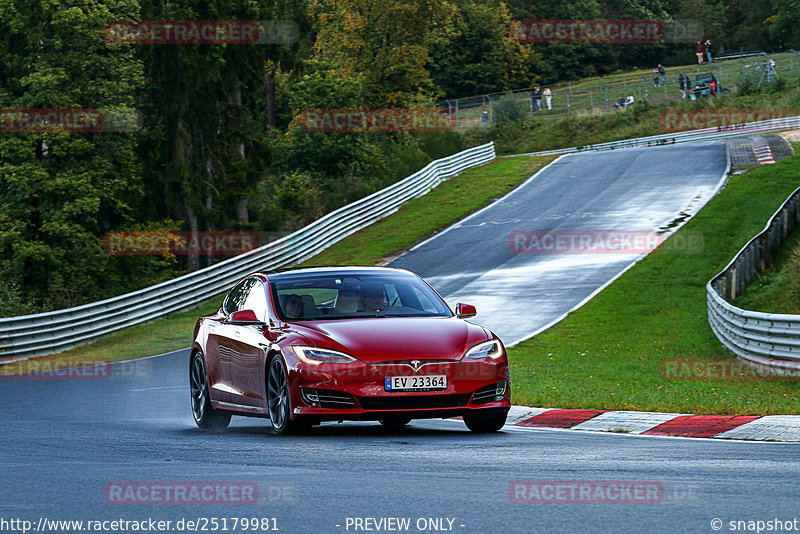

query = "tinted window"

[{"left": 271, "top": 273, "right": 452, "bottom": 320}]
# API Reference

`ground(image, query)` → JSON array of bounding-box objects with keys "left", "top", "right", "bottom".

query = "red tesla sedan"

[{"left": 190, "top": 267, "right": 510, "bottom": 434}]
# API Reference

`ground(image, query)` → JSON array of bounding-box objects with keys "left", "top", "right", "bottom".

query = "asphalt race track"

[
  {"left": 4, "top": 143, "right": 798, "bottom": 534},
  {"left": 1, "top": 352, "right": 799, "bottom": 534},
  {"left": 391, "top": 142, "right": 730, "bottom": 345}
]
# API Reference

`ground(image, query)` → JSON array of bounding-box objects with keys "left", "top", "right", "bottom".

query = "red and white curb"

[
  {"left": 501, "top": 406, "right": 800, "bottom": 442},
  {"left": 752, "top": 136, "right": 776, "bottom": 164}
]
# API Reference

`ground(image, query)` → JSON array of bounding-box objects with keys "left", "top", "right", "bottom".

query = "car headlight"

[
  {"left": 292, "top": 346, "right": 359, "bottom": 365},
  {"left": 463, "top": 339, "right": 503, "bottom": 360}
]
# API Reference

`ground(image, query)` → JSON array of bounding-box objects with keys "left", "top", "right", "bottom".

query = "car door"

[
  {"left": 206, "top": 278, "right": 250, "bottom": 405},
  {"left": 220, "top": 277, "right": 269, "bottom": 410}
]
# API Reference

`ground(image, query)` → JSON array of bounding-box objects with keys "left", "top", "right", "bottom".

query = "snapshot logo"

[
  {"left": 298, "top": 109, "right": 454, "bottom": 133},
  {"left": 509, "top": 19, "right": 701, "bottom": 44},
  {"left": 104, "top": 231, "right": 259, "bottom": 256},
  {"left": 661, "top": 358, "right": 800, "bottom": 381},
  {"left": 104, "top": 482, "right": 258, "bottom": 505},
  {"left": 660, "top": 110, "right": 800, "bottom": 133},
  {"left": 510, "top": 481, "right": 702, "bottom": 504},
  {"left": 104, "top": 20, "right": 299, "bottom": 45},
  {"left": 0, "top": 108, "right": 141, "bottom": 133},
  {"left": 509, "top": 230, "right": 663, "bottom": 255}
]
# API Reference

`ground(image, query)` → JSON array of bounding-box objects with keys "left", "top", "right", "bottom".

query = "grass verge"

[
  {"left": 0, "top": 155, "right": 555, "bottom": 372},
  {"left": 507, "top": 151, "right": 800, "bottom": 415}
]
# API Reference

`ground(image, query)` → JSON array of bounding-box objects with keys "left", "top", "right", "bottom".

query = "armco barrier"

[
  {"left": 0, "top": 142, "right": 496, "bottom": 361},
  {"left": 707, "top": 185, "right": 800, "bottom": 372},
  {"left": 524, "top": 115, "right": 800, "bottom": 157}
]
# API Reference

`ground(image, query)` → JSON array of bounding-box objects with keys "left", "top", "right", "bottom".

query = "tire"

[
  {"left": 379, "top": 417, "right": 411, "bottom": 427},
  {"left": 190, "top": 351, "right": 231, "bottom": 430},
  {"left": 266, "top": 354, "right": 311, "bottom": 435},
  {"left": 463, "top": 409, "right": 508, "bottom": 433}
]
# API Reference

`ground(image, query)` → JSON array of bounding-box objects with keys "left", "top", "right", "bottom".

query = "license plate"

[{"left": 384, "top": 375, "right": 447, "bottom": 392}]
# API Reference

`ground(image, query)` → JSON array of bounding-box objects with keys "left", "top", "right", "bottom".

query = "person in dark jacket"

[
  {"left": 531, "top": 86, "right": 542, "bottom": 112},
  {"left": 704, "top": 40, "right": 712, "bottom": 63},
  {"left": 658, "top": 64, "right": 666, "bottom": 86}
]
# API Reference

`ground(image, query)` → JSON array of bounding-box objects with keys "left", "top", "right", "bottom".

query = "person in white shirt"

[
  {"left": 624, "top": 94, "right": 634, "bottom": 108},
  {"left": 543, "top": 87, "right": 552, "bottom": 110}
]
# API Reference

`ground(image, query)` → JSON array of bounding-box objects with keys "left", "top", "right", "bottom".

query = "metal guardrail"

[
  {"left": 523, "top": 115, "right": 800, "bottom": 156},
  {"left": 707, "top": 185, "right": 800, "bottom": 372},
  {"left": 0, "top": 142, "right": 496, "bottom": 361}
]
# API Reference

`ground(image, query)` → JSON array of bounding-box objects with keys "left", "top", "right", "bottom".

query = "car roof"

[{"left": 264, "top": 266, "right": 414, "bottom": 281}]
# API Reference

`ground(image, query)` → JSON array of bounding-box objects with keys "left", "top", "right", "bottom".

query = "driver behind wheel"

[{"left": 360, "top": 283, "right": 388, "bottom": 312}]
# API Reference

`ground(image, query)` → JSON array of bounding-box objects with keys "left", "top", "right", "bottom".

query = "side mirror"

[
  {"left": 455, "top": 303, "right": 477, "bottom": 319},
  {"left": 229, "top": 309, "right": 266, "bottom": 326}
]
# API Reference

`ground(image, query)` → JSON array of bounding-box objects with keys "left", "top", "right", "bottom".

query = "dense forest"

[{"left": 0, "top": 0, "right": 796, "bottom": 313}]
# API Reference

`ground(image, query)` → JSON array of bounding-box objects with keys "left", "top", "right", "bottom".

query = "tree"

[
  {"left": 0, "top": 0, "right": 147, "bottom": 309},
  {"left": 310, "top": 0, "right": 458, "bottom": 105},
  {"left": 430, "top": 0, "right": 541, "bottom": 98}
]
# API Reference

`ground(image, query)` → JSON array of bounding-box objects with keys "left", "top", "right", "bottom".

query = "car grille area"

[{"left": 357, "top": 393, "right": 471, "bottom": 411}]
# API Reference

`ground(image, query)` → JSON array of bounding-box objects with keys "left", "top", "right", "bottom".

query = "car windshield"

[{"left": 271, "top": 273, "right": 452, "bottom": 320}]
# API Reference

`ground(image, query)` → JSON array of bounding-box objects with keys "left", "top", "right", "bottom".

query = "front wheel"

[
  {"left": 463, "top": 409, "right": 508, "bottom": 433},
  {"left": 266, "top": 354, "right": 311, "bottom": 435},
  {"left": 190, "top": 351, "right": 231, "bottom": 430}
]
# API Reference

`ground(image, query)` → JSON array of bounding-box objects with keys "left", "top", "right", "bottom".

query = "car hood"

[{"left": 290, "top": 317, "right": 490, "bottom": 362}]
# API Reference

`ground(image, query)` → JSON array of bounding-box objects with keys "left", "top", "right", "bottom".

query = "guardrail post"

[{"left": 566, "top": 87, "right": 571, "bottom": 118}]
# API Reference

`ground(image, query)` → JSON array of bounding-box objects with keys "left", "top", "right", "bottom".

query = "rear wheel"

[
  {"left": 190, "top": 352, "right": 231, "bottom": 430},
  {"left": 267, "top": 354, "right": 311, "bottom": 435},
  {"left": 463, "top": 409, "right": 507, "bottom": 433}
]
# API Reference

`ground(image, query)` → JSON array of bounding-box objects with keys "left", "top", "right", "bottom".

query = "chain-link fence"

[{"left": 437, "top": 51, "right": 800, "bottom": 129}]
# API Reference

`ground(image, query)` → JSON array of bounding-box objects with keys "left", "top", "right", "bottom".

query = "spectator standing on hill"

[
  {"left": 658, "top": 64, "right": 666, "bottom": 87},
  {"left": 543, "top": 87, "right": 552, "bottom": 110},
  {"left": 696, "top": 41, "right": 704, "bottom": 64},
  {"left": 704, "top": 40, "right": 713, "bottom": 63},
  {"left": 653, "top": 67, "right": 659, "bottom": 86},
  {"left": 531, "top": 86, "right": 542, "bottom": 112},
  {"left": 678, "top": 72, "right": 688, "bottom": 98}
]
